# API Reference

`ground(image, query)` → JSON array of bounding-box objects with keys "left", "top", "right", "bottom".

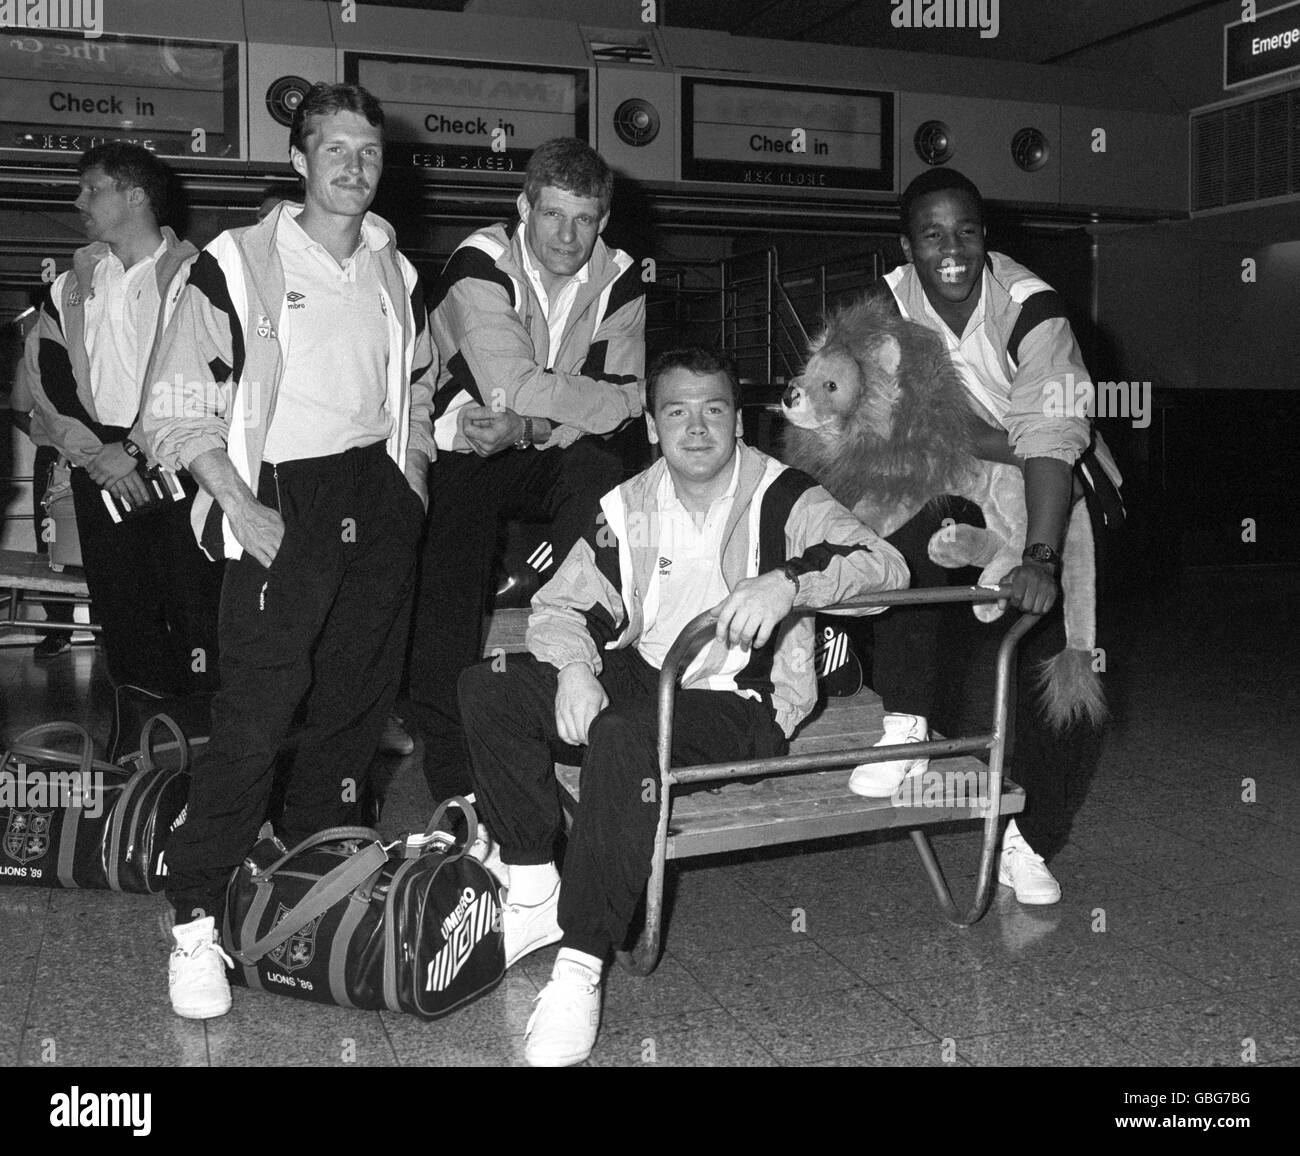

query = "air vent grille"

[{"left": 1191, "top": 87, "right": 1300, "bottom": 212}]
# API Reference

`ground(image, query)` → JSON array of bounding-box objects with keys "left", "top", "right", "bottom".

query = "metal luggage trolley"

[{"left": 551, "top": 584, "right": 1040, "bottom": 976}]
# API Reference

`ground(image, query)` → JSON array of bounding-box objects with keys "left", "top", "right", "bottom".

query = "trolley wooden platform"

[{"left": 487, "top": 585, "right": 1036, "bottom": 975}]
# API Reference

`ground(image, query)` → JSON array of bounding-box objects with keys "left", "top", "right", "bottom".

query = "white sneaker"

[
  {"left": 503, "top": 880, "right": 562, "bottom": 968},
  {"left": 525, "top": 958, "right": 602, "bottom": 1067},
  {"left": 849, "top": 713, "right": 929, "bottom": 797},
  {"left": 169, "top": 915, "right": 234, "bottom": 1019},
  {"left": 998, "top": 820, "right": 1062, "bottom": 905}
]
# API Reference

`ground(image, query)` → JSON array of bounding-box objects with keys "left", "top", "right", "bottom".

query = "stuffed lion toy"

[{"left": 780, "top": 295, "right": 1104, "bottom": 729}]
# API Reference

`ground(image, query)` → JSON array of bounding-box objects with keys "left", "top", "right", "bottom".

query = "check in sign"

[{"left": 1225, "top": 0, "right": 1300, "bottom": 89}]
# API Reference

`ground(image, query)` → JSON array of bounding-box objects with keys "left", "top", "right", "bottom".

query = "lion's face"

[
  {"left": 781, "top": 351, "right": 861, "bottom": 432},
  {"left": 782, "top": 335, "right": 902, "bottom": 441}
]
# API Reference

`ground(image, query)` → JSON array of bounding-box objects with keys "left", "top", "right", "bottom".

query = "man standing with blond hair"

[{"left": 145, "top": 83, "right": 437, "bottom": 1020}]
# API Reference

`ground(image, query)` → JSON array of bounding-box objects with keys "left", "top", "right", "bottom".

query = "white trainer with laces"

[
  {"left": 849, "top": 712, "right": 929, "bottom": 797},
  {"left": 525, "top": 958, "right": 602, "bottom": 1067},
  {"left": 502, "top": 880, "right": 562, "bottom": 968},
  {"left": 169, "top": 915, "right": 234, "bottom": 1019},
  {"left": 998, "top": 819, "right": 1062, "bottom": 905}
]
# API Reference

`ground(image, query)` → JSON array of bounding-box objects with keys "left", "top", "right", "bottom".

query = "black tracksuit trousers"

[
  {"left": 165, "top": 440, "right": 424, "bottom": 921},
  {"left": 460, "top": 647, "right": 788, "bottom": 961},
  {"left": 869, "top": 500, "right": 1101, "bottom": 861},
  {"left": 70, "top": 426, "right": 223, "bottom": 695},
  {"left": 407, "top": 438, "right": 624, "bottom": 803}
]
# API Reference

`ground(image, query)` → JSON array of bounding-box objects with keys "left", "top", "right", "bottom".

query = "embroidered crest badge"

[
  {"left": 3, "top": 809, "right": 53, "bottom": 865},
  {"left": 267, "top": 904, "right": 322, "bottom": 973}
]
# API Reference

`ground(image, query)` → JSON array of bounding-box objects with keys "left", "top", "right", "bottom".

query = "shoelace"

[
  {"left": 176, "top": 935, "right": 234, "bottom": 968},
  {"left": 527, "top": 974, "right": 598, "bottom": 1034}
]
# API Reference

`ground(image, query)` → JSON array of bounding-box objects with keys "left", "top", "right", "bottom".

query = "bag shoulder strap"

[{"left": 231, "top": 836, "right": 388, "bottom": 965}]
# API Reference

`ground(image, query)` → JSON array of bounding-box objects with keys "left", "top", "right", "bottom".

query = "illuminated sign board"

[
  {"left": 344, "top": 53, "right": 589, "bottom": 174},
  {"left": 1225, "top": 0, "right": 1300, "bottom": 89},
  {"left": 0, "top": 31, "right": 241, "bottom": 158},
  {"left": 682, "top": 78, "right": 894, "bottom": 191}
]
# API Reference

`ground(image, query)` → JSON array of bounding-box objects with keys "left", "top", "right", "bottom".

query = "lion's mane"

[{"left": 783, "top": 295, "right": 978, "bottom": 511}]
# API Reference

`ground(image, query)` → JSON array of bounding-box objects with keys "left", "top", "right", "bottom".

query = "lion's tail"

[{"left": 1034, "top": 648, "right": 1108, "bottom": 730}]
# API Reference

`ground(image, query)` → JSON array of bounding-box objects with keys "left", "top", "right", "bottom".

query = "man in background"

[{"left": 16, "top": 143, "right": 222, "bottom": 693}]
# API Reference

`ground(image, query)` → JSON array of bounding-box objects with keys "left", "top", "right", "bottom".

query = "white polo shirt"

[
  {"left": 83, "top": 238, "right": 166, "bottom": 427},
  {"left": 261, "top": 207, "right": 393, "bottom": 464},
  {"left": 518, "top": 233, "right": 589, "bottom": 369},
  {"left": 637, "top": 453, "right": 744, "bottom": 676}
]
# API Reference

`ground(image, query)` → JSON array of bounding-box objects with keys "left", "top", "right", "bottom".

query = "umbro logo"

[
  {"left": 658, "top": 556, "right": 672, "bottom": 575},
  {"left": 286, "top": 291, "right": 306, "bottom": 309}
]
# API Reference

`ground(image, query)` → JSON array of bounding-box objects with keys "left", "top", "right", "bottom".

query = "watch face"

[{"left": 1024, "top": 543, "right": 1058, "bottom": 565}]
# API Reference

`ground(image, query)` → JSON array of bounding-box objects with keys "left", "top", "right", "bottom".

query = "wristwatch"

[
  {"left": 514, "top": 416, "right": 534, "bottom": 451},
  {"left": 779, "top": 562, "right": 801, "bottom": 595},
  {"left": 122, "top": 439, "right": 144, "bottom": 461},
  {"left": 1022, "top": 542, "right": 1062, "bottom": 573}
]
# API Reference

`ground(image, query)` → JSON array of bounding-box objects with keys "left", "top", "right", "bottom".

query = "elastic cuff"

[
  {"left": 558, "top": 930, "right": 612, "bottom": 964},
  {"left": 499, "top": 845, "right": 557, "bottom": 867}
]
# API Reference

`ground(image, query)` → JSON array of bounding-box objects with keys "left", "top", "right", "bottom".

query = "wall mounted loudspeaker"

[
  {"left": 1011, "top": 127, "right": 1050, "bottom": 172},
  {"left": 266, "top": 76, "right": 312, "bottom": 127},
  {"left": 613, "top": 98, "right": 661, "bottom": 147},
  {"left": 915, "top": 120, "right": 954, "bottom": 166}
]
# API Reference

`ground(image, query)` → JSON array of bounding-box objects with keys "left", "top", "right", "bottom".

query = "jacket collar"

[
  {"left": 72, "top": 225, "right": 197, "bottom": 295},
  {"left": 240, "top": 200, "right": 398, "bottom": 267},
  {"left": 627, "top": 441, "right": 771, "bottom": 537}
]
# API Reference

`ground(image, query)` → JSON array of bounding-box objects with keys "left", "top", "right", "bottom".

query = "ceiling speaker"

[
  {"left": 266, "top": 76, "right": 311, "bottom": 128},
  {"left": 1011, "top": 127, "right": 1050, "bottom": 172},
  {"left": 613, "top": 98, "right": 660, "bottom": 147},
  {"left": 914, "top": 120, "right": 954, "bottom": 166}
]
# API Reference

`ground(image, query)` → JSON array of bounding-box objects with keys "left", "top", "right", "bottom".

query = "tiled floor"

[{"left": 1, "top": 568, "right": 1296, "bottom": 1067}]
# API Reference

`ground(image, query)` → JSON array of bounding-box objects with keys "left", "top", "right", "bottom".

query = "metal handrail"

[{"left": 615, "top": 583, "right": 1040, "bottom": 975}]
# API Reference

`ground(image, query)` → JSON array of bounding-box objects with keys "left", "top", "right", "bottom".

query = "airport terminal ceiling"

[{"left": 0, "top": 0, "right": 1215, "bottom": 302}]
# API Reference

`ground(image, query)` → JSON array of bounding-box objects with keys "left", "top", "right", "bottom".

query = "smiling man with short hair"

[
  {"left": 856, "top": 167, "right": 1124, "bottom": 905},
  {"left": 457, "top": 347, "right": 907, "bottom": 1065}
]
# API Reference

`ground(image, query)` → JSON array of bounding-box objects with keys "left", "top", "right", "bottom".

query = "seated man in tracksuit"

[
  {"left": 853, "top": 167, "right": 1124, "bottom": 905},
  {"left": 458, "top": 347, "right": 909, "bottom": 1066},
  {"left": 408, "top": 137, "right": 645, "bottom": 806}
]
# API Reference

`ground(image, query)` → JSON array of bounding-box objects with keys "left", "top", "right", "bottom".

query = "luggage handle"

[
  {"left": 253, "top": 825, "right": 384, "bottom": 880},
  {"left": 136, "top": 712, "right": 191, "bottom": 775},
  {"left": 3, "top": 721, "right": 121, "bottom": 779},
  {"left": 422, "top": 796, "right": 480, "bottom": 862},
  {"left": 233, "top": 835, "right": 389, "bottom": 965}
]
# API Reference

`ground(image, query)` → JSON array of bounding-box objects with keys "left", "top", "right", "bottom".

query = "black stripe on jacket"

[
  {"left": 427, "top": 242, "right": 516, "bottom": 314},
  {"left": 731, "top": 467, "right": 820, "bottom": 699},
  {"left": 1007, "top": 289, "right": 1067, "bottom": 366},
  {"left": 572, "top": 513, "right": 625, "bottom": 653},
  {"left": 186, "top": 250, "right": 244, "bottom": 386}
]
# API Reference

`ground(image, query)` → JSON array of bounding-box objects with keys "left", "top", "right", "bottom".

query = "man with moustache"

[
  {"left": 458, "top": 347, "right": 907, "bottom": 1065},
  {"left": 144, "top": 83, "right": 437, "bottom": 1019}
]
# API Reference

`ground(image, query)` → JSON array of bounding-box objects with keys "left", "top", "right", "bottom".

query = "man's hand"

[
  {"left": 714, "top": 571, "right": 796, "bottom": 650},
  {"left": 462, "top": 405, "right": 525, "bottom": 457},
  {"left": 86, "top": 442, "right": 141, "bottom": 488},
  {"left": 405, "top": 451, "right": 430, "bottom": 512},
  {"left": 998, "top": 560, "right": 1058, "bottom": 616},
  {"left": 227, "top": 497, "right": 285, "bottom": 569},
  {"left": 106, "top": 470, "right": 151, "bottom": 509},
  {"left": 555, "top": 662, "right": 608, "bottom": 746}
]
